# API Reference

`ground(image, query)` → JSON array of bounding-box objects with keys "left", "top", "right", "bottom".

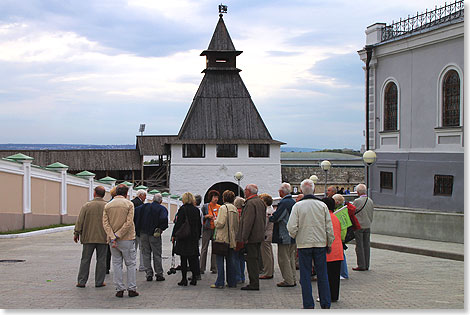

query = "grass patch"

[{"left": 0, "top": 224, "right": 74, "bottom": 235}]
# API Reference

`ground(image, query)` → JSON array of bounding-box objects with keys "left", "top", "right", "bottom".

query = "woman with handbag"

[
  {"left": 171, "top": 192, "right": 202, "bottom": 286},
  {"left": 211, "top": 190, "right": 239, "bottom": 289}
]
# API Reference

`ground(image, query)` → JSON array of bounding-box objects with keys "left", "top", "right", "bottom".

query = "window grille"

[
  {"left": 249, "top": 144, "right": 270, "bottom": 158},
  {"left": 442, "top": 70, "right": 460, "bottom": 127},
  {"left": 216, "top": 144, "right": 238, "bottom": 157},
  {"left": 434, "top": 175, "right": 453, "bottom": 196},
  {"left": 384, "top": 83, "right": 398, "bottom": 131},
  {"left": 182, "top": 144, "right": 205, "bottom": 158},
  {"left": 380, "top": 171, "right": 393, "bottom": 189}
]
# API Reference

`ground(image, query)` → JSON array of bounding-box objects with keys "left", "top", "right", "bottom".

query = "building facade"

[{"left": 358, "top": 1, "right": 464, "bottom": 213}]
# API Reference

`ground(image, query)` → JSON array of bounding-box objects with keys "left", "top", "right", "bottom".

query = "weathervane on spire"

[{"left": 218, "top": 4, "right": 227, "bottom": 17}]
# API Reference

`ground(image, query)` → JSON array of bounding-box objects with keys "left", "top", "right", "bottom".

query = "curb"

[
  {"left": 0, "top": 226, "right": 75, "bottom": 239},
  {"left": 370, "top": 241, "right": 464, "bottom": 262}
]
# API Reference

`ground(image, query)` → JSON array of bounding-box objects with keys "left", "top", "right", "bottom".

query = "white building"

[{"left": 139, "top": 14, "right": 284, "bottom": 202}]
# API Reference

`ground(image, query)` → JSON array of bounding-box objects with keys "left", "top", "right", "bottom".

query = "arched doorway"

[{"left": 204, "top": 181, "right": 244, "bottom": 204}]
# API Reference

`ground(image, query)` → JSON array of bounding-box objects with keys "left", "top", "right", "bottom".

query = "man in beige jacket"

[
  {"left": 287, "top": 179, "right": 334, "bottom": 309},
  {"left": 74, "top": 186, "right": 108, "bottom": 288},
  {"left": 103, "top": 184, "right": 138, "bottom": 298}
]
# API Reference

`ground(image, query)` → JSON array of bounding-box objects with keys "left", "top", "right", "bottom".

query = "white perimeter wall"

[{"left": 169, "top": 144, "right": 282, "bottom": 198}]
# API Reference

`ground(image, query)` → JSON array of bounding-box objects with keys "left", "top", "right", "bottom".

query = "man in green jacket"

[
  {"left": 74, "top": 186, "right": 108, "bottom": 288},
  {"left": 236, "top": 183, "right": 266, "bottom": 291}
]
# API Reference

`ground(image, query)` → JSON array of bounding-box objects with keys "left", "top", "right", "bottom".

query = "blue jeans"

[
  {"left": 298, "top": 247, "right": 331, "bottom": 309},
  {"left": 232, "top": 250, "right": 245, "bottom": 283},
  {"left": 340, "top": 251, "right": 349, "bottom": 278},
  {"left": 215, "top": 250, "right": 236, "bottom": 287}
]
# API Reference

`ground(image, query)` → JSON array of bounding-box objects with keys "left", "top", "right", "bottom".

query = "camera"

[{"left": 167, "top": 267, "right": 177, "bottom": 275}]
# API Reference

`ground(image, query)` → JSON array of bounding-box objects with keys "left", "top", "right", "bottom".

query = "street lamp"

[
  {"left": 309, "top": 175, "right": 319, "bottom": 194},
  {"left": 320, "top": 160, "right": 331, "bottom": 197},
  {"left": 362, "top": 150, "right": 377, "bottom": 196},
  {"left": 234, "top": 171, "right": 244, "bottom": 196},
  {"left": 309, "top": 174, "right": 319, "bottom": 184}
]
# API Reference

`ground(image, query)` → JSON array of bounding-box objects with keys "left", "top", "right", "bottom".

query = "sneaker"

[
  {"left": 210, "top": 284, "right": 224, "bottom": 289},
  {"left": 128, "top": 290, "right": 139, "bottom": 297},
  {"left": 340, "top": 276, "right": 347, "bottom": 280},
  {"left": 115, "top": 291, "right": 124, "bottom": 298}
]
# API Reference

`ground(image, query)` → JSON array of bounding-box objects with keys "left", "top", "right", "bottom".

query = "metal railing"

[{"left": 381, "top": 0, "right": 464, "bottom": 42}]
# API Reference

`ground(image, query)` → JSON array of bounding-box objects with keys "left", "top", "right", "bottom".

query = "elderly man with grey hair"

[
  {"left": 134, "top": 193, "right": 169, "bottom": 281},
  {"left": 236, "top": 183, "right": 266, "bottom": 291},
  {"left": 132, "top": 189, "right": 147, "bottom": 272},
  {"left": 351, "top": 184, "right": 374, "bottom": 272},
  {"left": 287, "top": 179, "right": 334, "bottom": 309},
  {"left": 269, "top": 182, "right": 297, "bottom": 287}
]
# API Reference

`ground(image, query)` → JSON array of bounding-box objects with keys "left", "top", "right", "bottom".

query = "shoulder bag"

[
  {"left": 344, "top": 198, "right": 368, "bottom": 244},
  {"left": 211, "top": 205, "right": 230, "bottom": 256},
  {"left": 174, "top": 208, "right": 191, "bottom": 240}
]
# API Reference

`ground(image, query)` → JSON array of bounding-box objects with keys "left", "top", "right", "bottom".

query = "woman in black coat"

[{"left": 171, "top": 192, "right": 202, "bottom": 286}]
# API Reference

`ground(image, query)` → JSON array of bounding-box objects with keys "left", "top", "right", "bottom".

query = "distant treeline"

[{"left": 317, "top": 149, "right": 362, "bottom": 156}]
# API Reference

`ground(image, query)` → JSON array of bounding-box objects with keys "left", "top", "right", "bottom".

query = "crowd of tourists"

[{"left": 73, "top": 180, "right": 374, "bottom": 309}]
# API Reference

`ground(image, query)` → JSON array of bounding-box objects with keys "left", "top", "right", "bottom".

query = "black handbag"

[
  {"left": 211, "top": 205, "right": 230, "bottom": 256},
  {"left": 344, "top": 226, "right": 356, "bottom": 243},
  {"left": 174, "top": 210, "right": 191, "bottom": 240},
  {"left": 212, "top": 240, "right": 229, "bottom": 256}
]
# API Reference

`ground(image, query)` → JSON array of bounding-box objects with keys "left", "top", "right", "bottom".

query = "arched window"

[
  {"left": 442, "top": 70, "right": 460, "bottom": 127},
  {"left": 384, "top": 82, "right": 398, "bottom": 131}
]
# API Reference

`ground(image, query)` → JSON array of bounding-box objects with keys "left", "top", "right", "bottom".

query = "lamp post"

[
  {"left": 320, "top": 160, "right": 331, "bottom": 197},
  {"left": 362, "top": 150, "right": 377, "bottom": 197},
  {"left": 234, "top": 172, "right": 244, "bottom": 196},
  {"left": 309, "top": 175, "right": 319, "bottom": 194}
]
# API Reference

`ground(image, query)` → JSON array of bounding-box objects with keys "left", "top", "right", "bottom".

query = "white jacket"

[{"left": 287, "top": 196, "right": 335, "bottom": 249}]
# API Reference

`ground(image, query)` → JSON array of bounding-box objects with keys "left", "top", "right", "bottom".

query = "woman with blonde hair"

[
  {"left": 171, "top": 192, "right": 202, "bottom": 286},
  {"left": 211, "top": 190, "right": 239, "bottom": 288}
]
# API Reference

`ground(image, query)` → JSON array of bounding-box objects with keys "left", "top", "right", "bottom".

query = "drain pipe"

[{"left": 365, "top": 45, "right": 373, "bottom": 151}]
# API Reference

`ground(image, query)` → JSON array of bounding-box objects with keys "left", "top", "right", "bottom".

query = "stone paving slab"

[{"left": 0, "top": 225, "right": 464, "bottom": 309}]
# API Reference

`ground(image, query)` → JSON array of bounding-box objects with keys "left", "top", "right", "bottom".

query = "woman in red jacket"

[{"left": 321, "top": 197, "right": 344, "bottom": 302}]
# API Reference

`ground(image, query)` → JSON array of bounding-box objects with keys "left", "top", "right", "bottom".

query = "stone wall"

[{"left": 281, "top": 165, "right": 365, "bottom": 190}]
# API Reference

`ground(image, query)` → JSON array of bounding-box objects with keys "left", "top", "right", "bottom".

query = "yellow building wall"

[
  {"left": 31, "top": 178, "right": 60, "bottom": 215},
  {"left": 67, "top": 185, "right": 89, "bottom": 216},
  {"left": 0, "top": 172, "right": 23, "bottom": 214}
]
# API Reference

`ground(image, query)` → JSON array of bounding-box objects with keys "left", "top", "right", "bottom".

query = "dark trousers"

[
  {"left": 106, "top": 245, "right": 111, "bottom": 272},
  {"left": 327, "top": 260, "right": 342, "bottom": 301},
  {"left": 245, "top": 242, "right": 261, "bottom": 289},
  {"left": 180, "top": 255, "right": 199, "bottom": 280},
  {"left": 77, "top": 243, "right": 108, "bottom": 286}
]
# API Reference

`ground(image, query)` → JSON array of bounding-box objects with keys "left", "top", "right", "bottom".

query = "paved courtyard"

[{"left": 0, "top": 226, "right": 464, "bottom": 309}]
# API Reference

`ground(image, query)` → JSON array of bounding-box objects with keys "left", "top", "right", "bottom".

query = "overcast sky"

[{"left": 0, "top": 0, "right": 452, "bottom": 150}]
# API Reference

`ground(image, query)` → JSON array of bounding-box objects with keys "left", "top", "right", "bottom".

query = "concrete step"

[{"left": 367, "top": 233, "right": 464, "bottom": 261}]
